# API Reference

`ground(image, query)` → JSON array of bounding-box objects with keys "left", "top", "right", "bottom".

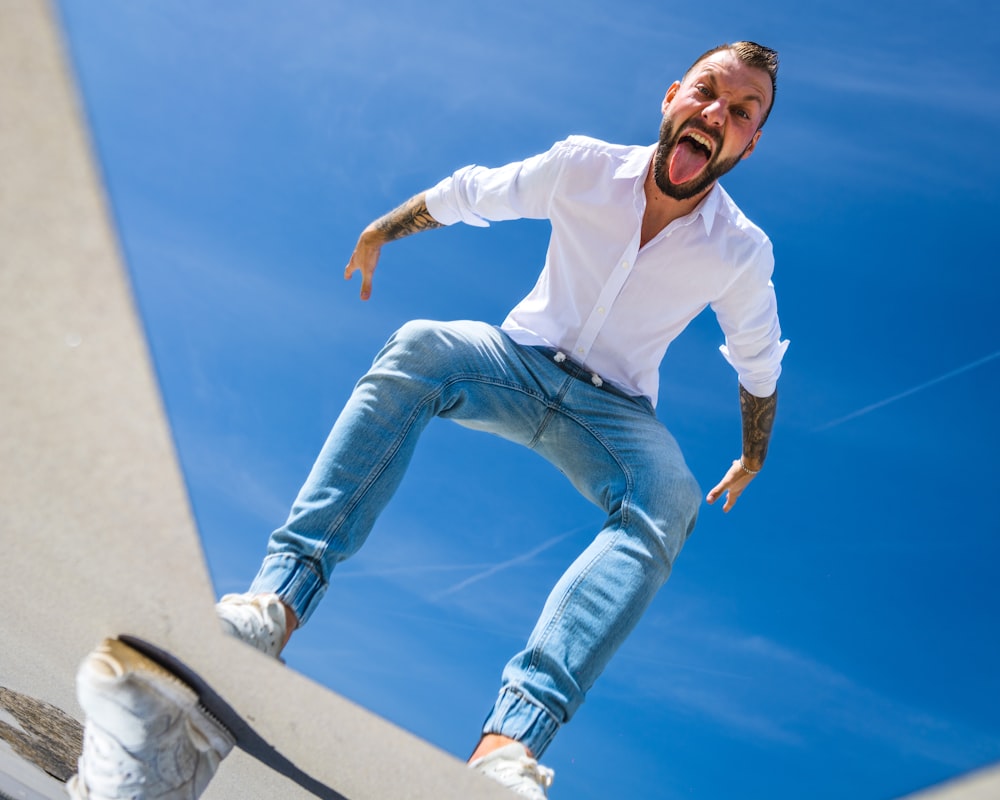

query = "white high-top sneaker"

[
  {"left": 66, "top": 638, "right": 234, "bottom": 800},
  {"left": 215, "top": 592, "right": 288, "bottom": 659},
  {"left": 470, "top": 742, "right": 555, "bottom": 799}
]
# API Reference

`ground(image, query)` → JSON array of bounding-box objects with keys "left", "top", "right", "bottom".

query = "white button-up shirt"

[{"left": 425, "top": 135, "right": 788, "bottom": 407}]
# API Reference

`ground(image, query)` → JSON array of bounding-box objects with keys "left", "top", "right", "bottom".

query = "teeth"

[{"left": 686, "top": 131, "right": 713, "bottom": 154}]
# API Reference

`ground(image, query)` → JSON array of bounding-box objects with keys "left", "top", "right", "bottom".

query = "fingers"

[
  {"left": 706, "top": 460, "right": 753, "bottom": 513},
  {"left": 706, "top": 484, "right": 740, "bottom": 512},
  {"left": 722, "top": 484, "right": 742, "bottom": 512},
  {"left": 358, "top": 265, "right": 374, "bottom": 301},
  {"left": 344, "top": 258, "right": 371, "bottom": 301},
  {"left": 344, "top": 245, "right": 379, "bottom": 301}
]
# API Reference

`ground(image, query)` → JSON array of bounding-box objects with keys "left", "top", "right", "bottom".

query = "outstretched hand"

[
  {"left": 344, "top": 229, "right": 384, "bottom": 301},
  {"left": 343, "top": 192, "right": 442, "bottom": 301},
  {"left": 706, "top": 460, "right": 757, "bottom": 513}
]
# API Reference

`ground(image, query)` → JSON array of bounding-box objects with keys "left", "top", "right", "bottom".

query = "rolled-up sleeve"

[
  {"left": 425, "top": 141, "right": 568, "bottom": 228},
  {"left": 712, "top": 239, "right": 789, "bottom": 397}
]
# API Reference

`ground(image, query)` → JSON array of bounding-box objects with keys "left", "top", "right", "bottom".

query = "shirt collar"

[
  {"left": 614, "top": 143, "right": 656, "bottom": 181},
  {"left": 617, "top": 144, "right": 724, "bottom": 237},
  {"left": 694, "top": 182, "right": 723, "bottom": 236}
]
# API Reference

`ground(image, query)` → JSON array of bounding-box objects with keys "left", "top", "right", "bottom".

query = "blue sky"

[{"left": 55, "top": 1, "right": 999, "bottom": 798}]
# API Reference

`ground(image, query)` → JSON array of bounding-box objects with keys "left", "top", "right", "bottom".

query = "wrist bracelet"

[{"left": 739, "top": 457, "right": 761, "bottom": 475}]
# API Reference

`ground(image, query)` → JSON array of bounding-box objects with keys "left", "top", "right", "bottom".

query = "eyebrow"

[{"left": 697, "top": 68, "right": 767, "bottom": 107}]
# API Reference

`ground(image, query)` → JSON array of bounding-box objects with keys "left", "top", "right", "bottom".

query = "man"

[{"left": 69, "top": 41, "right": 786, "bottom": 800}]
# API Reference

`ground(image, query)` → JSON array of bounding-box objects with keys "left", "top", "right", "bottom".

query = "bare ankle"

[
  {"left": 280, "top": 601, "right": 298, "bottom": 648},
  {"left": 468, "top": 733, "right": 531, "bottom": 763}
]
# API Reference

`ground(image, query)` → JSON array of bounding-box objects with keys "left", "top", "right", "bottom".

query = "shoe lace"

[
  {"left": 527, "top": 759, "right": 555, "bottom": 790},
  {"left": 508, "top": 754, "right": 554, "bottom": 792}
]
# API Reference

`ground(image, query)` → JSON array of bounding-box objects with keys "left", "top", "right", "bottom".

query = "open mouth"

[
  {"left": 682, "top": 130, "right": 714, "bottom": 159},
  {"left": 668, "top": 128, "right": 716, "bottom": 185}
]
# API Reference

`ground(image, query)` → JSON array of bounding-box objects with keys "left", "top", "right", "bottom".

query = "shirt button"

[
  {"left": 621, "top": 261, "right": 630, "bottom": 269},
  {"left": 576, "top": 347, "right": 585, "bottom": 355}
]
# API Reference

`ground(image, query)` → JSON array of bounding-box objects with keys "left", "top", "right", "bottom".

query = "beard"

[{"left": 652, "top": 116, "right": 747, "bottom": 200}]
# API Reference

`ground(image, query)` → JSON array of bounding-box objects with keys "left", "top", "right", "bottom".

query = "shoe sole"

[
  {"left": 89, "top": 636, "right": 197, "bottom": 691},
  {"left": 114, "top": 635, "right": 349, "bottom": 800},
  {"left": 79, "top": 637, "right": 235, "bottom": 755}
]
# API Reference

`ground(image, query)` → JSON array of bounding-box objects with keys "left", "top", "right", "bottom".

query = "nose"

[{"left": 701, "top": 97, "right": 727, "bottom": 127}]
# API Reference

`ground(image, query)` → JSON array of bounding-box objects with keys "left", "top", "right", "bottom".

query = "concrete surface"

[
  {"left": 0, "top": 1, "right": 996, "bottom": 799},
  {"left": 899, "top": 764, "right": 1000, "bottom": 800}
]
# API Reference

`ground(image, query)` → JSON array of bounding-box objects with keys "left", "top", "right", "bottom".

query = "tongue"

[{"left": 668, "top": 139, "right": 709, "bottom": 185}]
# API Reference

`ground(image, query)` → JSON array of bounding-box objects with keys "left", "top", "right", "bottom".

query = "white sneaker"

[
  {"left": 215, "top": 592, "right": 287, "bottom": 658},
  {"left": 66, "top": 637, "right": 234, "bottom": 800},
  {"left": 470, "top": 743, "right": 555, "bottom": 799}
]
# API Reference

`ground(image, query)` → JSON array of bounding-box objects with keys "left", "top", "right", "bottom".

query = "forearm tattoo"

[
  {"left": 740, "top": 385, "right": 777, "bottom": 467},
  {"left": 374, "top": 193, "right": 443, "bottom": 242}
]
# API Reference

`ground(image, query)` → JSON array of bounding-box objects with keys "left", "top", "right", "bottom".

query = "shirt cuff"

[
  {"left": 720, "top": 338, "right": 789, "bottom": 397},
  {"left": 424, "top": 172, "right": 491, "bottom": 228}
]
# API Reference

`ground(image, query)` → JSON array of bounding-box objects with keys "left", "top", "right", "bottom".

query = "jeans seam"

[
  {"left": 524, "top": 528, "right": 624, "bottom": 681},
  {"left": 527, "top": 374, "right": 577, "bottom": 449},
  {"left": 523, "top": 405, "right": 636, "bottom": 680}
]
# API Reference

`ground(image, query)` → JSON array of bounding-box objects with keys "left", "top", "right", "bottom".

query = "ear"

[
  {"left": 661, "top": 81, "right": 682, "bottom": 114},
  {"left": 741, "top": 129, "right": 763, "bottom": 160}
]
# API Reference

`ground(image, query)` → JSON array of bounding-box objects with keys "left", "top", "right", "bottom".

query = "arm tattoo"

[
  {"left": 739, "top": 385, "right": 777, "bottom": 468},
  {"left": 373, "top": 193, "right": 443, "bottom": 242}
]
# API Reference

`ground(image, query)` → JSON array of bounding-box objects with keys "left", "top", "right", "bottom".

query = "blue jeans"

[{"left": 249, "top": 320, "right": 701, "bottom": 757}]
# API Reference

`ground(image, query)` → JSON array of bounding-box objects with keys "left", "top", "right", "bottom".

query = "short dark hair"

[{"left": 684, "top": 41, "right": 779, "bottom": 126}]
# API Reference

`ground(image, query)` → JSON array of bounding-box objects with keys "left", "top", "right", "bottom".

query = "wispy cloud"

[
  {"left": 181, "top": 436, "right": 295, "bottom": 536},
  {"left": 814, "top": 349, "right": 1000, "bottom": 432},
  {"left": 612, "top": 627, "right": 997, "bottom": 767},
  {"left": 336, "top": 562, "right": 501, "bottom": 579},
  {"left": 430, "top": 526, "right": 584, "bottom": 601},
  {"left": 786, "top": 39, "right": 1000, "bottom": 123}
]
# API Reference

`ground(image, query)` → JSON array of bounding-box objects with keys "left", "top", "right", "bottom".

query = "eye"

[
  {"left": 695, "top": 84, "right": 712, "bottom": 97},
  {"left": 733, "top": 108, "right": 751, "bottom": 121}
]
